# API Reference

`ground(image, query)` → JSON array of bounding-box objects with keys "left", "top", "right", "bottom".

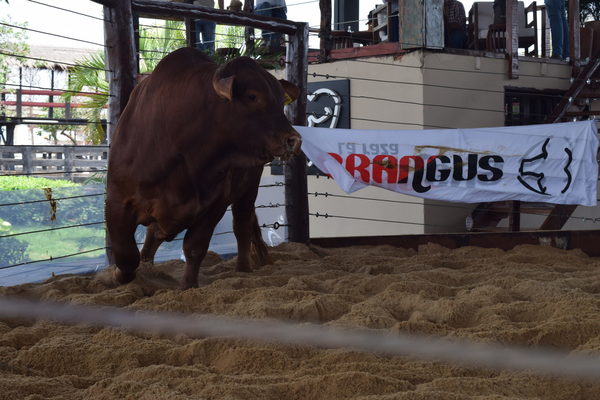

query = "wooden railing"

[{"left": 0, "top": 145, "right": 108, "bottom": 181}]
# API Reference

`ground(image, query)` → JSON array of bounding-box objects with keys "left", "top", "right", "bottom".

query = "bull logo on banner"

[{"left": 517, "top": 137, "right": 574, "bottom": 196}]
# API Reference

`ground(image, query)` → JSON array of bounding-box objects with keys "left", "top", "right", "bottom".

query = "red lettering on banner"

[
  {"left": 347, "top": 153, "right": 371, "bottom": 182},
  {"left": 328, "top": 152, "right": 344, "bottom": 164},
  {"left": 372, "top": 155, "right": 398, "bottom": 184},
  {"left": 398, "top": 156, "right": 424, "bottom": 183}
]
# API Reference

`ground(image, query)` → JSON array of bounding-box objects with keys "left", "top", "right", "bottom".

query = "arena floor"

[{"left": 1, "top": 242, "right": 600, "bottom": 399}]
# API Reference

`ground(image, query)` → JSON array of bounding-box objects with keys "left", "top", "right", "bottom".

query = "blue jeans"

[
  {"left": 194, "top": 19, "right": 216, "bottom": 54},
  {"left": 445, "top": 28, "right": 467, "bottom": 49},
  {"left": 545, "top": 0, "right": 569, "bottom": 59},
  {"left": 254, "top": 2, "right": 287, "bottom": 48}
]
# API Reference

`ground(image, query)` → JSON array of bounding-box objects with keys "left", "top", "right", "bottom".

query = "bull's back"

[{"left": 109, "top": 48, "right": 218, "bottom": 186}]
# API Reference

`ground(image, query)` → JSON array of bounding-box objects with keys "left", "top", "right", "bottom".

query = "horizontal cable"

[
  {"left": 0, "top": 117, "right": 111, "bottom": 126},
  {"left": 0, "top": 248, "right": 105, "bottom": 271},
  {"left": 0, "top": 192, "right": 105, "bottom": 208},
  {"left": 3, "top": 296, "right": 600, "bottom": 380},
  {"left": 259, "top": 181, "right": 285, "bottom": 188},
  {"left": 308, "top": 192, "right": 600, "bottom": 223},
  {"left": 26, "top": 0, "right": 106, "bottom": 22},
  {"left": 137, "top": 35, "right": 187, "bottom": 42},
  {"left": 0, "top": 51, "right": 112, "bottom": 72},
  {"left": 0, "top": 221, "right": 105, "bottom": 239},
  {"left": 310, "top": 211, "right": 455, "bottom": 229},
  {"left": 0, "top": 22, "right": 106, "bottom": 47},
  {"left": 0, "top": 170, "right": 108, "bottom": 177},
  {"left": 1, "top": 83, "right": 114, "bottom": 97}
]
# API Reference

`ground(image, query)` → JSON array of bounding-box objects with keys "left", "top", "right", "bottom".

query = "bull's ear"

[
  {"left": 213, "top": 75, "right": 235, "bottom": 101},
  {"left": 279, "top": 79, "right": 300, "bottom": 105}
]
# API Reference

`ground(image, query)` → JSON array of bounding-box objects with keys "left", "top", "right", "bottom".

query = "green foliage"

[
  {"left": 14, "top": 225, "right": 104, "bottom": 261},
  {"left": 0, "top": 17, "right": 28, "bottom": 79},
  {"left": 0, "top": 176, "right": 78, "bottom": 191},
  {"left": 580, "top": 0, "right": 600, "bottom": 23},
  {"left": 65, "top": 20, "right": 186, "bottom": 143}
]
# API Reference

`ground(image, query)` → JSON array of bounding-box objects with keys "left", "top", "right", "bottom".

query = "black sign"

[{"left": 271, "top": 79, "right": 350, "bottom": 175}]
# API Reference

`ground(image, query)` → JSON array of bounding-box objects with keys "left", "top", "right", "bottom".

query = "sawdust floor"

[{"left": 1, "top": 242, "right": 600, "bottom": 399}]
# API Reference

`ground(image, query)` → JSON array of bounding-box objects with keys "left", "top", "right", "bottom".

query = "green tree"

[
  {"left": 0, "top": 17, "right": 29, "bottom": 96},
  {"left": 64, "top": 20, "right": 186, "bottom": 143},
  {"left": 580, "top": 0, "right": 600, "bottom": 23}
]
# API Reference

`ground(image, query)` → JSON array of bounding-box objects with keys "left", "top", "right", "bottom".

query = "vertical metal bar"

[
  {"left": 284, "top": 23, "right": 309, "bottom": 243},
  {"left": 22, "top": 146, "right": 32, "bottom": 175},
  {"left": 16, "top": 89, "right": 22, "bottom": 119},
  {"left": 64, "top": 147, "right": 74, "bottom": 181}
]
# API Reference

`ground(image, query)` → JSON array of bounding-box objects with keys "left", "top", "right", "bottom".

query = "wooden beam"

[
  {"left": 506, "top": 0, "right": 519, "bottom": 79},
  {"left": 319, "top": 0, "right": 333, "bottom": 62},
  {"left": 284, "top": 23, "right": 310, "bottom": 243},
  {"left": 311, "top": 229, "right": 600, "bottom": 257},
  {"left": 89, "top": 0, "right": 116, "bottom": 6},
  {"left": 131, "top": 0, "right": 299, "bottom": 34}
]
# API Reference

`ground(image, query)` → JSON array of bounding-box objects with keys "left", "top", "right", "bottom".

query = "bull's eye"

[{"left": 248, "top": 94, "right": 257, "bottom": 102}]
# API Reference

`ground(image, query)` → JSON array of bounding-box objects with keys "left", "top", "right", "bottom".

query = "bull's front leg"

[
  {"left": 140, "top": 223, "right": 163, "bottom": 264},
  {"left": 181, "top": 206, "right": 228, "bottom": 289},
  {"left": 106, "top": 194, "right": 140, "bottom": 284}
]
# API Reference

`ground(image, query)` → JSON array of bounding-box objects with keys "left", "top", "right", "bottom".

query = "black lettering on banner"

[
  {"left": 478, "top": 155, "right": 504, "bottom": 181},
  {"left": 426, "top": 155, "right": 451, "bottom": 182}
]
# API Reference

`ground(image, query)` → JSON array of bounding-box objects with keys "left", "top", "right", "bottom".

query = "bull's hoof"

[
  {"left": 114, "top": 268, "right": 136, "bottom": 285},
  {"left": 181, "top": 279, "right": 199, "bottom": 290},
  {"left": 235, "top": 263, "right": 253, "bottom": 273}
]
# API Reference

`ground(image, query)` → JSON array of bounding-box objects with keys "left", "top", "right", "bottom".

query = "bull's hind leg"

[
  {"left": 140, "top": 223, "right": 163, "bottom": 264},
  {"left": 181, "top": 205, "right": 228, "bottom": 289},
  {"left": 106, "top": 199, "right": 140, "bottom": 284}
]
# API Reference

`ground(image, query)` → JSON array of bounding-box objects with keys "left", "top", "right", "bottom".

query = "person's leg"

[
  {"left": 203, "top": 20, "right": 216, "bottom": 54},
  {"left": 545, "top": 0, "right": 564, "bottom": 58},
  {"left": 254, "top": 2, "right": 274, "bottom": 46},
  {"left": 269, "top": 7, "right": 287, "bottom": 48}
]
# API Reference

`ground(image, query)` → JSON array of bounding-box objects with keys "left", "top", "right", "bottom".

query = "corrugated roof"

[{"left": 7, "top": 45, "right": 100, "bottom": 70}]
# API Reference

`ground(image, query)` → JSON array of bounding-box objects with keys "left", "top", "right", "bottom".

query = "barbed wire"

[
  {"left": 308, "top": 192, "right": 600, "bottom": 224},
  {"left": 310, "top": 211, "right": 456, "bottom": 229},
  {"left": 0, "top": 22, "right": 107, "bottom": 48},
  {"left": 0, "top": 192, "right": 105, "bottom": 208},
  {"left": 26, "top": 0, "right": 106, "bottom": 22}
]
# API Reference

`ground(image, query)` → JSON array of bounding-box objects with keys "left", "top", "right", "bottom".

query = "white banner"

[{"left": 297, "top": 121, "right": 599, "bottom": 206}]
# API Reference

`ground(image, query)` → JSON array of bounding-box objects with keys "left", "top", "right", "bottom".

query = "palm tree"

[{"left": 64, "top": 20, "right": 186, "bottom": 144}]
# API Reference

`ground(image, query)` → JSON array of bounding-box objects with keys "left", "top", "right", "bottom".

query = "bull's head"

[{"left": 212, "top": 57, "right": 302, "bottom": 163}]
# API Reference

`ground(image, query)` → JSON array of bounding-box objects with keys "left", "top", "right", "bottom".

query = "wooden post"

[
  {"left": 22, "top": 146, "right": 32, "bottom": 175},
  {"left": 243, "top": 0, "right": 255, "bottom": 55},
  {"left": 319, "top": 0, "right": 332, "bottom": 62},
  {"left": 103, "top": 0, "right": 137, "bottom": 145},
  {"left": 569, "top": 0, "right": 580, "bottom": 68},
  {"left": 284, "top": 22, "right": 310, "bottom": 243},
  {"left": 506, "top": 0, "right": 519, "bottom": 79},
  {"left": 508, "top": 200, "right": 520, "bottom": 231},
  {"left": 103, "top": 0, "right": 137, "bottom": 264},
  {"left": 64, "top": 147, "right": 74, "bottom": 181},
  {"left": 15, "top": 89, "right": 22, "bottom": 119}
]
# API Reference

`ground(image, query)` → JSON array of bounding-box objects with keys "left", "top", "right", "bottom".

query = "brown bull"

[{"left": 106, "top": 48, "right": 301, "bottom": 289}]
